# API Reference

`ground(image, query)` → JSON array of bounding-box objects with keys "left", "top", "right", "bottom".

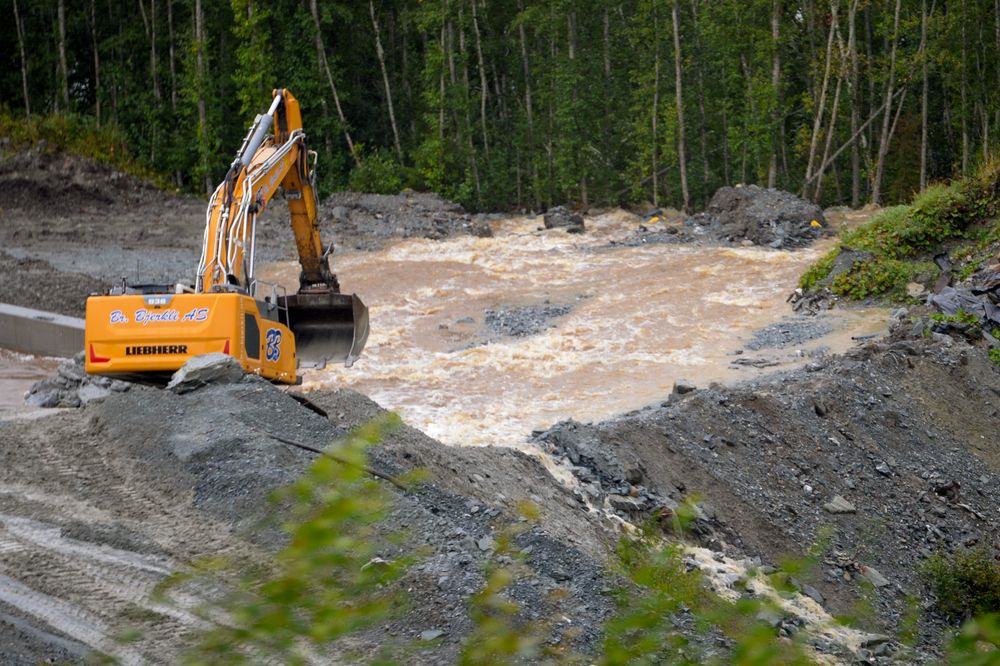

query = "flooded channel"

[{"left": 258, "top": 211, "right": 887, "bottom": 452}]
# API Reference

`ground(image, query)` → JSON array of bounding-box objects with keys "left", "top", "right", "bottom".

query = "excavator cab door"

[{"left": 282, "top": 289, "right": 369, "bottom": 367}]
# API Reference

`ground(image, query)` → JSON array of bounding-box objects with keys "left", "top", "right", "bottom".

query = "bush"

[
  {"left": 182, "top": 416, "right": 414, "bottom": 664},
  {"left": 348, "top": 148, "right": 405, "bottom": 194},
  {"left": 923, "top": 547, "right": 1000, "bottom": 621},
  {"left": 800, "top": 161, "right": 1000, "bottom": 303}
]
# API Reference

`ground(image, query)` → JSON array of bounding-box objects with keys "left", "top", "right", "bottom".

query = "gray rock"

[
  {"left": 77, "top": 383, "right": 112, "bottom": 405},
  {"left": 329, "top": 205, "right": 350, "bottom": 224},
  {"left": 755, "top": 607, "right": 784, "bottom": 628},
  {"left": 673, "top": 379, "right": 697, "bottom": 395},
  {"left": 476, "top": 536, "right": 495, "bottom": 552},
  {"left": 860, "top": 634, "right": 892, "bottom": 648},
  {"left": 683, "top": 185, "right": 828, "bottom": 248},
  {"left": 608, "top": 494, "right": 645, "bottom": 513},
  {"left": 875, "top": 462, "right": 892, "bottom": 477},
  {"left": 361, "top": 557, "right": 390, "bottom": 572},
  {"left": 823, "top": 495, "right": 857, "bottom": 514},
  {"left": 166, "top": 353, "right": 244, "bottom": 394},
  {"left": 420, "top": 629, "right": 445, "bottom": 641},
  {"left": 543, "top": 206, "right": 585, "bottom": 233},
  {"left": 801, "top": 584, "right": 825, "bottom": 605},
  {"left": 860, "top": 565, "right": 890, "bottom": 588},
  {"left": 24, "top": 384, "right": 63, "bottom": 408},
  {"left": 469, "top": 220, "right": 493, "bottom": 238}
]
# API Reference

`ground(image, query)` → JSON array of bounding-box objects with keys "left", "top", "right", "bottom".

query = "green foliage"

[
  {"left": 0, "top": 111, "right": 169, "bottom": 188},
  {"left": 922, "top": 548, "right": 1000, "bottom": 621},
  {"left": 931, "top": 309, "right": 981, "bottom": 327},
  {"left": 12, "top": 0, "right": 1000, "bottom": 209},
  {"left": 231, "top": 0, "right": 274, "bottom": 121},
  {"left": 801, "top": 162, "right": 1000, "bottom": 301},
  {"left": 989, "top": 348, "right": 1000, "bottom": 367},
  {"left": 829, "top": 258, "right": 930, "bottom": 301},
  {"left": 947, "top": 614, "right": 1000, "bottom": 665},
  {"left": 184, "top": 415, "right": 412, "bottom": 665},
  {"left": 838, "top": 191, "right": 970, "bottom": 260},
  {"left": 349, "top": 149, "right": 405, "bottom": 195},
  {"left": 798, "top": 247, "right": 840, "bottom": 290},
  {"left": 601, "top": 523, "right": 812, "bottom": 666}
]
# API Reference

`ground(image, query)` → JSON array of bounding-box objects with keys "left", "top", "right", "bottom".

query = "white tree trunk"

[
  {"left": 671, "top": 0, "right": 689, "bottom": 211},
  {"left": 310, "top": 0, "right": 360, "bottom": 165},
  {"left": 369, "top": 0, "right": 403, "bottom": 161},
  {"left": 13, "top": 0, "right": 31, "bottom": 116}
]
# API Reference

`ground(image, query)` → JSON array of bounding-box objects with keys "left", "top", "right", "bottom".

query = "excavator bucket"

[{"left": 283, "top": 290, "right": 369, "bottom": 367}]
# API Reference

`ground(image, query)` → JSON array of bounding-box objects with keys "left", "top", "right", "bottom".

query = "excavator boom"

[{"left": 85, "top": 89, "right": 368, "bottom": 383}]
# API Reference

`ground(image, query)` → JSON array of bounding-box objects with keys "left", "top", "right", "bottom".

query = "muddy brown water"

[
  {"left": 0, "top": 349, "right": 60, "bottom": 418},
  {"left": 257, "top": 211, "right": 887, "bottom": 453}
]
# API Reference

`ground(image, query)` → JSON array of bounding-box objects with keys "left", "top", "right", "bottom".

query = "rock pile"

[
  {"left": 262, "top": 191, "right": 497, "bottom": 251},
  {"left": 24, "top": 352, "right": 130, "bottom": 408},
  {"left": 621, "top": 185, "right": 830, "bottom": 249}
]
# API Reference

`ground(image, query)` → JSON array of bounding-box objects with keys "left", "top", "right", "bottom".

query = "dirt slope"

[
  {"left": 537, "top": 322, "right": 1000, "bottom": 659},
  {"left": 0, "top": 380, "right": 618, "bottom": 664}
]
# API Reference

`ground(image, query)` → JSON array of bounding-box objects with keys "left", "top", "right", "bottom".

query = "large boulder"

[
  {"left": 543, "top": 206, "right": 586, "bottom": 234},
  {"left": 166, "top": 353, "right": 245, "bottom": 394}
]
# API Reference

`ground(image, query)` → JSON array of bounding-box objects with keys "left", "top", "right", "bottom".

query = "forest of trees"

[{"left": 3, "top": 0, "right": 1000, "bottom": 212}]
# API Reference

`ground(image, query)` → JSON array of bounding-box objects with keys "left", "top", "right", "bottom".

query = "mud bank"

[
  {"left": 537, "top": 318, "right": 1000, "bottom": 661},
  {"left": 0, "top": 150, "right": 484, "bottom": 319}
]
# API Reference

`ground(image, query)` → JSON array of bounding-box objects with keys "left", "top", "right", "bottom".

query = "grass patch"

[
  {"left": 0, "top": 111, "right": 170, "bottom": 188},
  {"left": 930, "top": 309, "right": 981, "bottom": 327},
  {"left": 830, "top": 259, "right": 937, "bottom": 301},
  {"left": 989, "top": 348, "right": 1000, "bottom": 367},
  {"left": 798, "top": 247, "right": 840, "bottom": 290}
]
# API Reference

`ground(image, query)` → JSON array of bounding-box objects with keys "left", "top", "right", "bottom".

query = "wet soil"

[{"left": 0, "top": 151, "right": 483, "bottom": 319}]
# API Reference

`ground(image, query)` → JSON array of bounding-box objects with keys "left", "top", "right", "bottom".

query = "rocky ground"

[
  {"left": 0, "top": 374, "right": 621, "bottom": 664},
  {"left": 536, "top": 313, "right": 1000, "bottom": 662},
  {"left": 8, "top": 308, "right": 1000, "bottom": 664}
]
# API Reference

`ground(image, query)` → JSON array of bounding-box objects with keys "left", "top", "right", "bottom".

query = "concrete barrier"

[{"left": 0, "top": 303, "right": 85, "bottom": 358}]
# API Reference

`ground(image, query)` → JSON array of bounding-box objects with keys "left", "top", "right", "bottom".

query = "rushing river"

[{"left": 258, "top": 210, "right": 887, "bottom": 452}]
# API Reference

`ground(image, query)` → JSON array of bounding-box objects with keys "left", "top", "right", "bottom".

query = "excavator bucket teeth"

[{"left": 283, "top": 291, "right": 369, "bottom": 367}]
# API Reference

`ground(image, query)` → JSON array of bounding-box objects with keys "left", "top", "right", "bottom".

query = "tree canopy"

[{"left": 3, "top": 0, "right": 997, "bottom": 211}]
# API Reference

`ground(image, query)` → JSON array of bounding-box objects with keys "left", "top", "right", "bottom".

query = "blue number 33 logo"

[{"left": 265, "top": 329, "right": 282, "bottom": 361}]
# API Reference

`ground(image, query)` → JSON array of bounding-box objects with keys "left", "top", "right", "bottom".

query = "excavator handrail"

[{"left": 195, "top": 126, "right": 307, "bottom": 293}]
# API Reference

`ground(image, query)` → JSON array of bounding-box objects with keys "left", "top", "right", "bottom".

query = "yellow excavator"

[{"left": 84, "top": 89, "right": 368, "bottom": 384}]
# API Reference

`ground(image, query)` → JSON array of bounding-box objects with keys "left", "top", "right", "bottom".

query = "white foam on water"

[{"left": 260, "top": 213, "right": 886, "bottom": 456}]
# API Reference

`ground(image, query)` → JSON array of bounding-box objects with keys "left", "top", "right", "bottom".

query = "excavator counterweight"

[{"left": 84, "top": 89, "right": 368, "bottom": 384}]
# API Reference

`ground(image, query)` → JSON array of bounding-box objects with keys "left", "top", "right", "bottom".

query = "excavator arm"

[
  {"left": 197, "top": 89, "right": 334, "bottom": 293},
  {"left": 84, "top": 89, "right": 367, "bottom": 385},
  {"left": 195, "top": 89, "right": 368, "bottom": 367}
]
